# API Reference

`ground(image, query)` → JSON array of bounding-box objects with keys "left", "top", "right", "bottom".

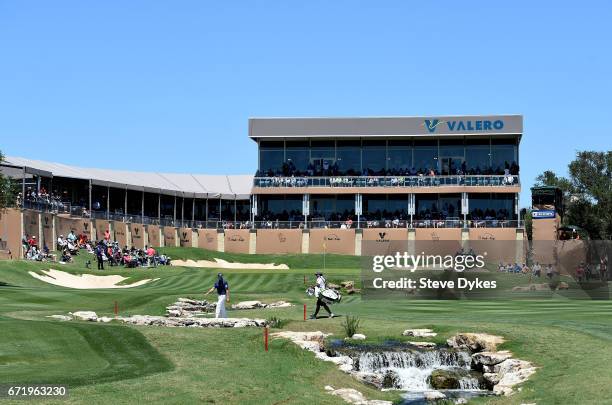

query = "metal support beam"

[
  {"left": 173, "top": 195, "right": 177, "bottom": 223},
  {"left": 158, "top": 193, "right": 161, "bottom": 222},
  {"left": 141, "top": 190, "right": 145, "bottom": 223}
]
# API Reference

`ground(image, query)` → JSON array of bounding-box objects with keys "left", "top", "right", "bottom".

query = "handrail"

[
  {"left": 253, "top": 175, "right": 519, "bottom": 188},
  {"left": 18, "top": 207, "right": 521, "bottom": 230}
]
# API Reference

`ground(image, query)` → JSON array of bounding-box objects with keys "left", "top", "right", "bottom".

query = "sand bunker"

[
  {"left": 171, "top": 258, "right": 289, "bottom": 270},
  {"left": 29, "top": 269, "right": 159, "bottom": 289}
]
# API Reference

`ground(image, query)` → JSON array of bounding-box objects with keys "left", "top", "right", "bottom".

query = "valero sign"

[{"left": 424, "top": 119, "right": 504, "bottom": 133}]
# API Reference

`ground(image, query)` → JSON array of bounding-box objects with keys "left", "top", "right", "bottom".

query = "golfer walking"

[
  {"left": 206, "top": 273, "right": 230, "bottom": 318},
  {"left": 310, "top": 271, "right": 334, "bottom": 319}
]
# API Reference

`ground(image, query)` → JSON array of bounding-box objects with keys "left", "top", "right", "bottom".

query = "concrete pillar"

[
  {"left": 249, "top": 230, "right": 256, "bottom": 254},
  {"left": 37, "top": 212, "right": 43, "bottom": 249},
  {"left": 515, "top": 228, "right": 525, "bottom": 264},
  {"left": 407, "top": 228, "right": 416, "bottom": 256},
  {"left": 301, "top": 229, "right": 310, "bottom": 254},
  {"left": 126, "top": 225, "right": 132, "bottom": 248},
  {"left": 173, "top": 228, "right": 179, "bottom": 247},
  {"left": 217, "top": 230, "right": 224, "bottom": 252},
  {"left": 51, "top": 214, "right": 57, "bottom": 251},
  {"left": 192, "top": 228, "right": 198, "bottom": 248},
  {"left": 354, "top": 229, "right": 362, "bottom": 256},
  {"left": 461, "top": 228, "right": 470, "bottom": 248}
]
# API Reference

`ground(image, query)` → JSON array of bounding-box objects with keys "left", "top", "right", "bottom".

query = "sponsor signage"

[
  {"left": 424, "top": 118, "right": 504, "bottom": 133},
  {"left": 224, "top": 230, "right": 250, "bottom": 254},
  {"left": 249, "top": 115, "right": 521, "bottom": 138},
  {"left": 532, "top": 210, "right": 556, "bottom": 219}
]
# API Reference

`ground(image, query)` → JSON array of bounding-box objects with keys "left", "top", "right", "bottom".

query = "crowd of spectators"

[
  {"left": 574, "top": 259, "right": 608, "bottom": 282},
  {"left": 256, "top": 159, "right": 520, "bottom": 178},
  {"left": 21, "top": 228, "right": 172, "bottom": 268},
  {"left": 18, "top": 187, "right": 69, "bottom": 213},
  {"left": 22, "top": 235, "right": 52, "bottom": 261},
  {"left": 92, "top": 238, "right": 171, "bottom": 269},
  {"left": 497, "top": 259, "right": 609, "bottom": 283}
]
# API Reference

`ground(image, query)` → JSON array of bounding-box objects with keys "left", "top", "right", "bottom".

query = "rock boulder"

[
  {"left": 71, "top": 311, "right": 98, "bottom": 321},
  {"left": 402, "top": 328, "right": 437, "bottom": 337},
  {"left": 447, "top": 332, "right": 504, "bottom": 352}
]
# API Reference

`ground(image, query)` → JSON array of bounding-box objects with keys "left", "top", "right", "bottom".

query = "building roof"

[
  {"left": 2, "top": 156, "right": 253, "bottom": 199},
  {"left": 249, "top": 115, "right": 523, "bottom": 140}
]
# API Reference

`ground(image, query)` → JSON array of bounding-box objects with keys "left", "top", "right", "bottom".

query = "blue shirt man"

[{"left": 206, "top": 273, "right": 230, "bottom": 318}]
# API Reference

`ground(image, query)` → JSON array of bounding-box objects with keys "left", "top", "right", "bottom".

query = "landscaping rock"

[
  {"left": 493, "top": 359, "right": 537, "bottom": 395},
  {"left": 71, "top": 311, "right": 98, "bottom": 321},
  {"left": 326, "top": 386, "right": 392, "bottom": 405},
  {"left": 472, "top": 350, "right": 513, "bottom": 366},
  {"left": 271, "top": 331, "right": 330, "bottom": 352},
  {"left": 382, "top": 370, "right": 401, "bottom": 389},
  {"left": 409, "top": 341, "right": 437, "bottom": 348},
  {"left": 231, "top": 300, "right": 293, "bottom": 310},
  {"left": 483, "top": 372, "right": 500, "bottom": 386},
  {"left": 97, "top": 316, "right": 113, "bottom": 323},
  {"left": 267, "top": 301, "right": 293, "bottom": 308},
  {"left": 402, "top": 328, "right": 437, "bottom": 337},
  {"left": 429, "top": 369, "right": 463, "bottom": 389},
  {"left": 423, "top": 390, "right": 446, "bottom": 400},
  {"left": 557, "top": 281, "right": 569, "bottom": 290},
  {"left": 117, "top": 315, "right": 266, "bottom": 328},
  {"left": 232, "top": 300, "right": 265, "bottom": 309},
  {"left": 447, "top": 332, "right": 504, "bottom": 352},
  {"left": 166, "top": 298, "right": 216, "bottom": 317},
  {"left": 351, "top": 333, "right": 366, "bottom": 340},
  {"left": 512, "top": 283, "right": 550, "bottom": 292}
]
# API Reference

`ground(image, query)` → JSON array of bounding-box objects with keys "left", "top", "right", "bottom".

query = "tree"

[
  {"left": 0, "top": 151, "right": 17, "bottom": 210},
  {"left": 535, "top": 151, "right": 612, "bottom": 239}
]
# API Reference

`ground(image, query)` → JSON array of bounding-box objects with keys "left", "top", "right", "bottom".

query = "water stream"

[{"left": 331, "top": 341, "right": 493, "bottom": 403}]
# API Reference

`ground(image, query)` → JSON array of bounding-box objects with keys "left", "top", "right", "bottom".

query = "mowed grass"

[{"left": 0, "top": 249, "right": 611, "bottom": 404}]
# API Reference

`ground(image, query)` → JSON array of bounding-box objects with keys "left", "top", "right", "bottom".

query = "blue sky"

[{"left": 1, "top": 1, "right": 610, "bottom": 206}]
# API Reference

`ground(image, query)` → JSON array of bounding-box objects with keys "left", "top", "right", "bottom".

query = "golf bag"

[{"left": 306, "top": 287, "right": 342, "bottom": 304}]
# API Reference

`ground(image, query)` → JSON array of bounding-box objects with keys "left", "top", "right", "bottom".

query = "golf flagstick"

[{"left": 323, "top": 241, "right": 326, "bottom": 271}]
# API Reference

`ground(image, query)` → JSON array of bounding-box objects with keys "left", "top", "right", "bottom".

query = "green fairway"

[{"left": 1, "top": 249, "right": 611, "bottom": 404}]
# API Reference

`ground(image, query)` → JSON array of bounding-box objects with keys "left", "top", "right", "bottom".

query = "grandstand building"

[{"left": 0, "top": 114, "right": 523, "bottom": 257}]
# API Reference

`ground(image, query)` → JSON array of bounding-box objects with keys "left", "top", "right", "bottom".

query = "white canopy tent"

[{"left": 3, "top": 156, "right": 253, "bottom": 200}]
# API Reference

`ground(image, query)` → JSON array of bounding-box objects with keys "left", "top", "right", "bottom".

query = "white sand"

[
  {"left": 29, "top": 269, "right": 159, "bottom": 289},
  {"left": 171, "top": 258, "right": 289, "bottom": 270}
]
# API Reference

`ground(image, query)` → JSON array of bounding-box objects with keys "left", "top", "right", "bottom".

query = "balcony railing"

[
  {"left": 251, "top": 219, "right": 520, "bottom": 229},
  {"left": 17, "top": 201, "right": 523, "bottom": 230},
  {"left": 253, "top": 175, "right": 519, "bottom": 188},
  {"left": 21, "top": 199, "right": 71, "bottom": 214}
]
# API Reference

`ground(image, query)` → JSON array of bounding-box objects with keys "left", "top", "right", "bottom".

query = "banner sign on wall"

[{"left": 532, "top": 210, "right": 556, "bottom": 219}]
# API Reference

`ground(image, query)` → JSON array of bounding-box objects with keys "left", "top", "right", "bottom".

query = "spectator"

[
  {"left": 532, "top": 262, "right": 542, "bottom": 277},
  {"left": 96, "top": 241, "right": 105, "bottom": 270},
  {"left": 546, "top": 264, "right": 554, "bottom": 279}
]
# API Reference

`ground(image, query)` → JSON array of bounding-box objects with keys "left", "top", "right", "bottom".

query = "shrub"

[
  {"left": 341, "top": 315, "right": 361, "bottom": 337},
  {"left": 266, "top": 316, "right": 286, "bottom": 329}
]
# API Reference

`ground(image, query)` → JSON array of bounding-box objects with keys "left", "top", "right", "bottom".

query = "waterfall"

[
  {"left": 458, "top": 376, "right": 480, "bottom": 390},
  {"left": 355, "top": 350, "right": 473, "bottom": 391}
]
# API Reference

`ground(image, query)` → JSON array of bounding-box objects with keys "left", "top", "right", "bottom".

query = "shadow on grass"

[{"left": 1, "top": 317, "right": 174, "bottom": 387}]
